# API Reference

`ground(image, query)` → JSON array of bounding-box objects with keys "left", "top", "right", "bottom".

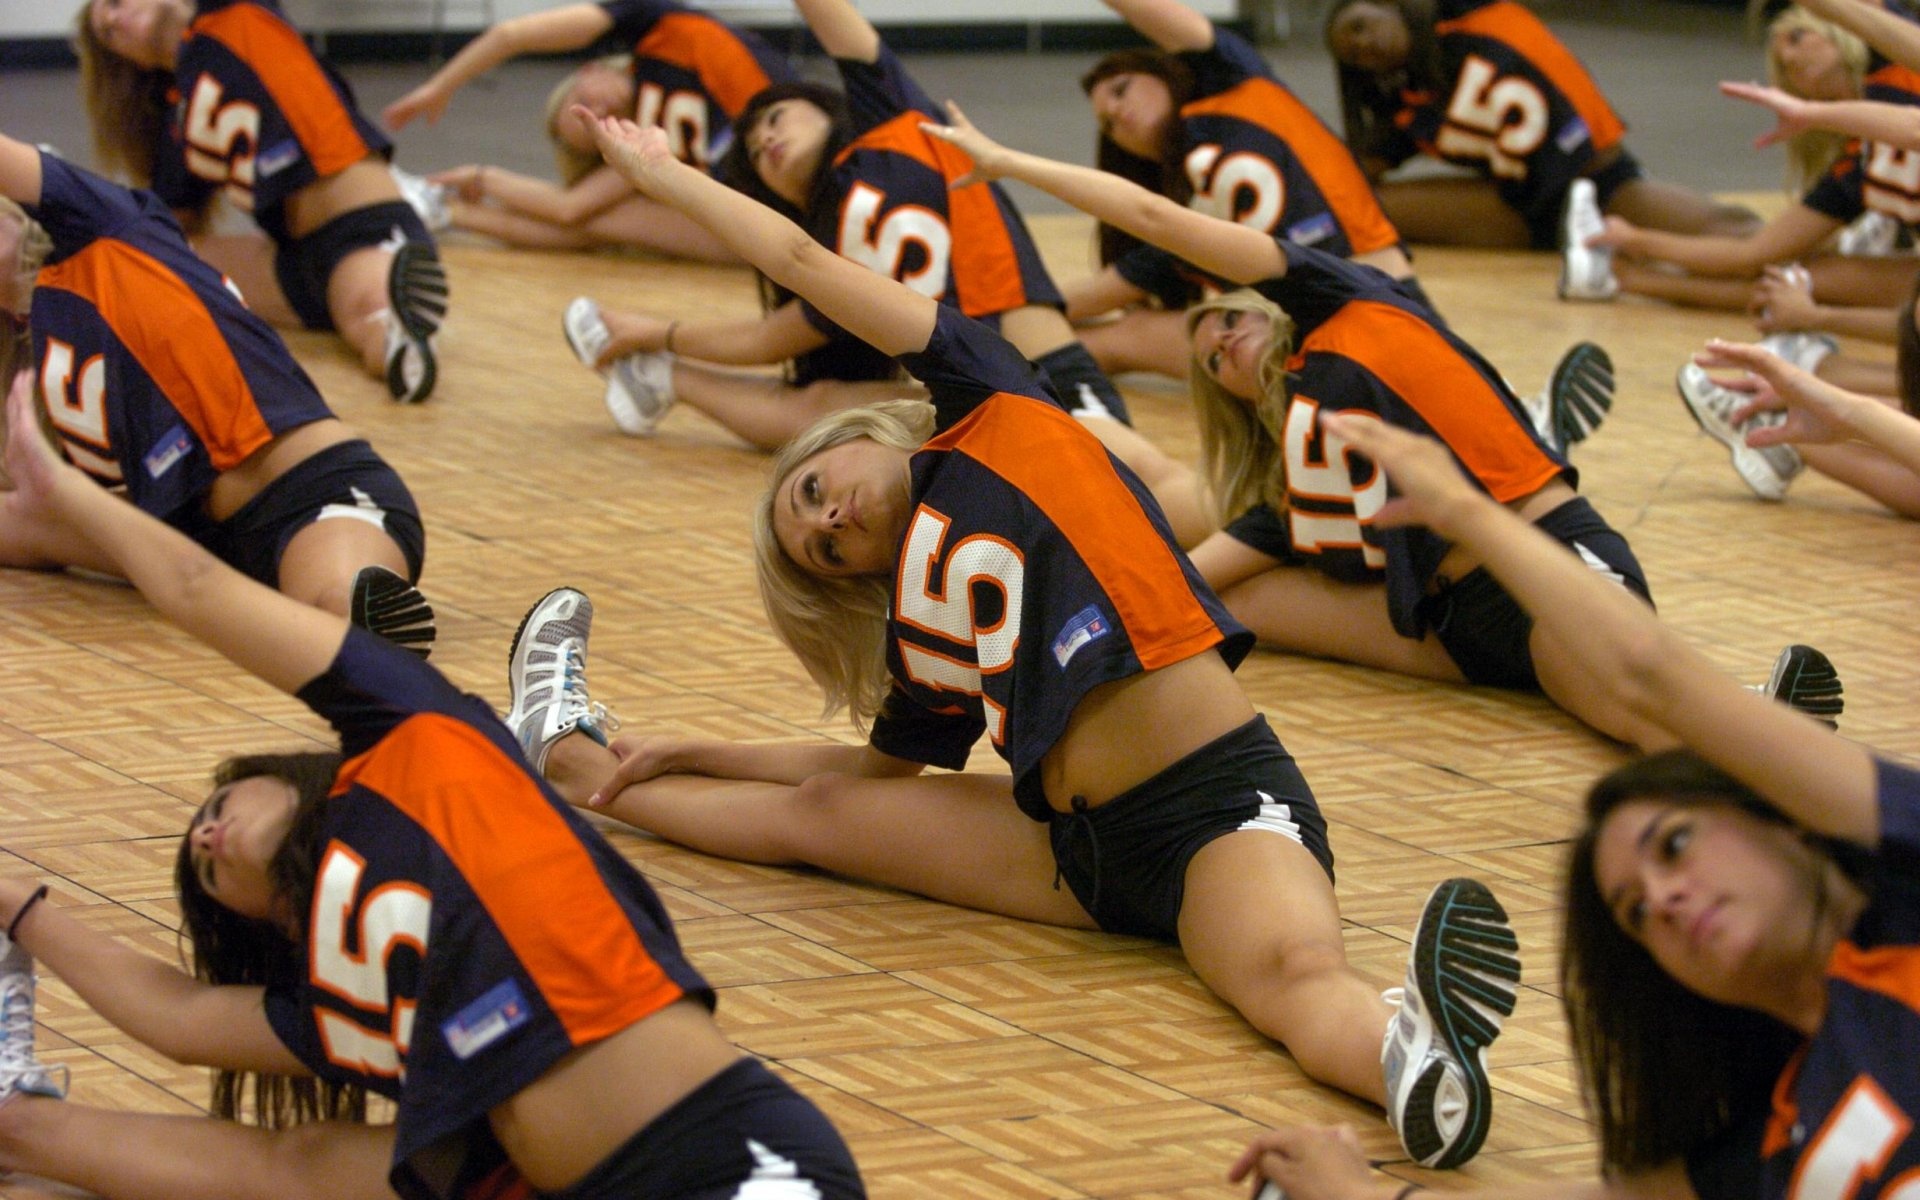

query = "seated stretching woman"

[
  {"left": 0, "top": 133, "right": 434, "bottom": 653},
  {"left": 1228, "top": 413, "right": 1897, "bottom": 1200},
  {"left": 569, "top": 0, "right": 1210, "bottom": 543},
  {"left": 78, "top": 0, "right": 449, "bottom": 402},
  {"left": 1068, "top": 0, "right": 1419, "bottom": 382},
  {"left": 384, "top": 0, "right": 793, "bottom": 260},
  {"left": 0, "top": 373, "right": 864, "bottom": 1200},
  {"left": 537, "top": 106, "right": 1527, "bottom": 1173}
]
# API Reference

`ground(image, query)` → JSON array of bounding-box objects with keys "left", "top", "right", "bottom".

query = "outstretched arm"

[
  {"left": 383, "top": 3, "right": 614, "bottom": 128},
  {"left": 1796, "top": 0, "right": 1920, "bottom": 75},
  {"left": 586, "top": 114, "right": 938, "bottom": 355},
  {"left": 923, "top": 103, "right": 1288, "bottom": 284},
  {"left": 1590, "top": 205, "right": 1838, "bottom": 277},
  {"left": 1318, "top": 412, "right": 1878, "bottom": 847},
  {"left": 0, "top": 879, "right": 306, "bottom": 1073},
  {"left": 0, "top": 132, "right": 43, "bottom": 206},
  {"left": 1099, "top": 0, "right": 1215, "bottom": 52},
  {"left": 3, "top": 376, "right": 344, "bottom": 695},
  {"left": 1720, "top": 81, "right": 1920, "bottom": 151},
  {"left": 793, "top": 0, "right": 881, "bottom": 63}
]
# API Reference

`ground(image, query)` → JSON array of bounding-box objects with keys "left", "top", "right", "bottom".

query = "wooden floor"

[{"left": 5, "top": 212, "right": 1918, "bottom": 1198}]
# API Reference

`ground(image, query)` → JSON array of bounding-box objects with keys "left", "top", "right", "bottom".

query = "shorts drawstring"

[{"left": 1052, "top": 795, "right": 1102, "bottom": 914}]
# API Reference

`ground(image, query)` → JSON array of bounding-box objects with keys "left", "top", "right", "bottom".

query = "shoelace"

[
  {"left": 0, "top": 974, "right": 52, "bottom": 1086},
  {"left": 556, "top": 644, "right": 621, "bottom": 737}
]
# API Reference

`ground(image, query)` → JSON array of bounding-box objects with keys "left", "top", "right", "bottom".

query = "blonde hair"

[
  {"left": 1766, "top": 8, "right": 1870, "bottom": 192},
  {"left": 754, "top": 399, "right": 935, "bottom": 730},
  {"left": 74, "top": 5, "right": 173, "bottom": 186},
  {"left": 1184, "top": 290, "right": 1297, "bottom": 524},
  {"left": 0, "top": 199, "right": 49, "bottom": 384},
  {"left": 545, "top": 55, "right": 635, "bottom": 185}
]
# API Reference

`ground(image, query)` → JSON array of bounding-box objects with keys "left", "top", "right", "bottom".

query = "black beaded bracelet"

[{"left": 6, "top": 884, "right": 47, "bottom": 943}]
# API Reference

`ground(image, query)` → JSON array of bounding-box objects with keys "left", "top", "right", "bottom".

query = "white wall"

[{"left": 0, "top": 0, "right": 1235, "bottom": 41}]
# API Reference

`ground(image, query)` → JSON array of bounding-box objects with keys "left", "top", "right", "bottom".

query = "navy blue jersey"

[
  {"left": 1367, "top": 0, "right": 1626, "bottom": 232},
  {"left": 1801, "top": 59, "right": 1920, "bottom": 231},
  {"left": 154, "top": 0, "right": 392, "bottom": 242},
  {"left": 875, "top": 309, "right": 1252, "bottom": 821},
  {"left": 263, "top": 629, "right": 713, "bottom": 1200},
  {"left": 797, "top": 46, "right": 1063, "bottom": 344},
  {"left": 599, "top": 0, "right": 793, "bottom": 170},
  {"left": 1224, "top": 242, "right": 1567, "bottom": 638},
  {"left": 25, "top": 150, "right": 331, "bottom": 522},
  {"left": 1752, "top": 759, "right": 1920, "bottom": 1200}
]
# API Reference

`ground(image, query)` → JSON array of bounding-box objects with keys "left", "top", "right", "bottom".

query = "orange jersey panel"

[
  {"left": 636, "top": 11, "right": 777, "bottom": 115},
  {"left": 191, "top": 3, "right": 372, "bottom": 178}
]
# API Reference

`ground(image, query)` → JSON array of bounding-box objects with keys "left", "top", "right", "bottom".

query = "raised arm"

[
  {"left": 923, "top": 104, "right": 1288, "bottom": 284},
  {"left": 0, "top": 132, "right": 44, "bottom": 206},
  {"left": 1100, "top": 0, "right": 1215, "bottom": 53},
  {"left": 1318, "top": 411, "right": 1879, "bottom": 847},
  {"left": 383, "top": 3, "right": 615, "bottom": 128},
  {"left": 1720, "top": 81, "right": 1920, "bottom": 152},
  {"left": 0, "top": 878, "right": 306, "bottom": 1073},
  {"left": 792, "top": 0, "right": 881, "bottom": 63},
  {"left": 1703, "top": 336, "right": 1920, "bottom": 479},
  {"left": 586, "top": 114, "right": 937, "bottom": 355},
  {"left": 3, "top": 377, "right": 344, "bottom": 695},
  {"left": 1797, "top": 0, "right": 1920, "bottom": 75}
]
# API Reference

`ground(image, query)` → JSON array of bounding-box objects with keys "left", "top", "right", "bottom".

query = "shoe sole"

[
  {"left": 1766, "top": 644, "right": 1844, "bottom": 726},
  {"left": 1402, "top": 879, "right": 1521, "bottom": 1170},
  {"left": 561, "top": 301, "right": 604, "bottom": 370},
  {"left": 1547, "top": 342, "right": 1613, "bottom": 448},
  {"left": 386, "top": 242, "right": 446, "bottom": 404},
  {"left": 1674, "top": 367, "right": 1791, "bottom": 501},
  {"left": 350, "top": 566, "right": 436, "bottom": 658}
]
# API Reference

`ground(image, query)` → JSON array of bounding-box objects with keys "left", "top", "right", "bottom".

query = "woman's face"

[
  {"left": 1191, "top": 306, "right": 1275, "bottom": 403},
  {"left": 88, "top": 0, "right": 185, "bottom": 69},
  {"left": 186, "top": 775, "right": 297, "bottom": 921},
  {"left": 744, "top": 98, "right": 833, "bottom": 207},
  {"left": 1328, "top": 1, "right": 1412, "bottom": 75},
  {"left": 1771, "top": 24, "right": 1855, "bottom": 102},
  {"left": 1087, "top": 72, "right": 1176, "bottom": 160},
  {"left": 772, "top": 438, "right": 914, "bottom": 579},
  {"left": 554, "top": 65, "right": 636, "bottom": 156},
  {"left": 1591, "top": 799, "right": 1820, "bottom": 1008}
]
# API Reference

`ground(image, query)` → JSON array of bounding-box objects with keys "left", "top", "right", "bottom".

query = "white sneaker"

[
  {"left": 561, "top": 297, "right": 677, "bottom": 436},
  {"left": 1521, "top": 341, "right": 1614, "bottom": 452},
  {"left": 1758, "top": 330, "right": 1838, "bottom": 375},
  {"left": 1759, "top": 644, "right": 1843, "bottom": 728},
  {"left": 1557, "top": 179, "right": 1617, "bottom": 301},
  {"left": 1837, "top": 210, "right": 1899, "bottom": 257},
  {"left": 382, "top": 238, "right": 448, "bottom": 404},
  {"left": 390, "top": 166, "right": 451, "bottom": 233},
  {"left": 0, "top": 941, "right": 67, "bottom": 1103},
  {"left": 350, "top": 565, "right": 436, "bottom": 659},
  {"left": 1675, "top": 363, "right": 1804, "bottom": 501},
  {"left": 1382, "top": 878, "right": 1519, "bottom": 1170},
  {"left": 503, "top": 588, "right": 617, "bottom": 775}
]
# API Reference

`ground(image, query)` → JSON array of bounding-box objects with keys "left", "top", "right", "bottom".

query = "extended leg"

[
  {"left": 1075, "top": 309, "right": 1193, "bottom": 380},
  {"left": 1373, "top": 178, "right": 1532, "bottom": 249},
  {"left": 1604, "top": 178, "right": 1759, "bottom": 239},
  {"left": 1218, "top": 569, "right": 1466, "bottom": 681}
]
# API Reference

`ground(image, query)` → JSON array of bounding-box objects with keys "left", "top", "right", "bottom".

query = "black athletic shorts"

[
  {"left": 1421, "top": 496, "right": 1649, "bottom": 689},
  {"left": 1048, "top": 714, "right": 1333, "bottom": 941},
  {"left": 275, "top": 201, "right": 433, "bottom": 330},
  {"left": 542, "top": 1057, "right": 866, "bottom": 1200},
  {"left": 190, "top": 438, "right": 424, "bottom": 587},
  {"left": 1525, "top": 148, "right": 1646, "bottom": 250}
]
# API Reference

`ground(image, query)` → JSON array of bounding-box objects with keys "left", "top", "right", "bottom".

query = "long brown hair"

[
  {"left": 1080, "top": 50, "right": 1195, "bottom": 270},
  {"left": 74, "top": 7, "right": 173, "bottom": 187}
]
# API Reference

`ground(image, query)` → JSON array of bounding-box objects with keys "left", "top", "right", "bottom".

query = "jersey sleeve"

[
  {"left": 1113, "top": 243, "right": 1208, "bottom": 310},
  {"left": 22, "top": 151, "right": 156, "bottom": 253},
  {"left": 296, "top": 627, "right": 496, "bottom": 762},
  {"left": 1252, "top": 240, "right": 1399, "bottom": 337},
  {"left": 866, "top": 683, "right": 983, "bottom": 770},
  {"left": 1801, "top": 146, "right": 1868, "bottom": 223},
  {"left": 897, "top": 306, "right": 1060, "bottom": 430},
  {"left": 262, "top": 983, "right": 335, "bottom": 1079},
  {"left": 1180, "top": 25, "right": 1269, "bottom": 99},
  {"left": 599, "top": 0, "right": 675, "bottom": 43},
  {"left": 1875, "top": 758, "right": 1920, "bottom": 869},
  {"left": 1221, "top": 503, "right": 1306, "bottom": 564},
  {"left": 836, "top": 43, "right": 940, "bottom": 131}
]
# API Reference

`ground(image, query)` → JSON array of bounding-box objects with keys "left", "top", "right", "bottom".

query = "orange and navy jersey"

[
  {"left": 1747, "top": 758, "right": 1920, "bottom": 1200},
  {"left": 25, "top": 150, "right": 331, "bottom": 523},
  {"left": 871, "top": 308, "right": 1252, "bottom": 822},
  {"left": 1116, "top": 27, "right": 1399, "bottom": 305},
  {"left": 263, "top": 628, "right": 712, "bottom": 1200},
  {"left": 1222, "top": 242, "right": 1568, "bottom": 638},
  {"left": 153, "top": 0, "right": 391, "bottom": 241},
  {"left": 1372, "top": 0, "right": 1626, "bottom": 232},
  {"left": 798, "top": 45, "right": 1063, "bottom": 342},
  {"left": 600, "top": 0, "right": 794, "bottom": 171},
  {"left": 1802, "top": 58, "right": 1920, "bottom": 231}
]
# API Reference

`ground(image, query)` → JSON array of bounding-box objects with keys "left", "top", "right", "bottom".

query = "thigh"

[
  {"left": 1375, "top": 178, "right": 1532, "bottom": 249},
  {"left": 325, "top": 243, "right": 393, "bottom": 334},
  {"left": 1221, "top": 567, "right": 1465, "bottom": 682},
  {"left": 276, "top": 515, "right": 414, "bottom": 616},
  {"left": 1176, "top": 827, "right": 1349, "bottom": 995},
  {"left": 1606, "top": 177, "right": 1759, "bottom": 238},
  {"left": 578, "top": 194, "right": 739, "bottom": 263},
  {"left": 451, "top": 201, "right": 599, "bottom": 250},
  {"left": 194, "top": 233, "right": 300, "bottom": 327},
  {"left": 1807, "top": 253, "right": 1920, "bottom": 308}
]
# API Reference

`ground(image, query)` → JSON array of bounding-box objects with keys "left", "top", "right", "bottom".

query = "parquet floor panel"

[{"left": 6, "top": 202, "right": 1917, "bottom": 1197}]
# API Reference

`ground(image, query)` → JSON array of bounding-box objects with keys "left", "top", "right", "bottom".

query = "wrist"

[{"left": 664, "top": 320, "right": 680, "bottom": 355}]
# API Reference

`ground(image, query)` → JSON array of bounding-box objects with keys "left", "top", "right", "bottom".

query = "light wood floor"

[{"left": 5, "top": 212, "right": 1916, "bottom": 1198}]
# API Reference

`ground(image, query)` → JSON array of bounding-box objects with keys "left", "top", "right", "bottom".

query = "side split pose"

[
  {"left": 1322, "top": 0, "right": 1755, "bottom": 262},
  {"left": 0, "top": 377, "right": 864, "bottom": 1200},
  {"left": 912, "top": 108, "right": 1797, "bottom": 751},
  {"left": 78, "top": 0, "right": 448, "bottom": 401},
  {"left": 1583, "top": 9, "right": 1920, "bottom": 318},
  {"left": 383, "top": 0, "right": 793, "bottom": 259},
  {"left": 1229, "top": 417, "right": 1891, "bottom": 1200},
  {"left": 567, "top": 0, "right": 1210, "bottom": 544},
  {"left": 1068, "top": 0, "right": 1418, "bottom": 382},
  {"left": 553, "top": 109, "right": 1525, "bottom": 1172},
  {"left": 0, "top": 134, "right": 434, "bottom": 653}
]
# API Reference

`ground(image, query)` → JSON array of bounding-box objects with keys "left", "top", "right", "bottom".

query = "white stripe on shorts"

[
  {"left": 1237, "top": 790, "right": 1304, "bottom": 844},
  {"left": 315, "top": 485, "right": 388, "bottom": 531},
  {"left": 731, "top": 1139, "right": 825, "bottom": 1199}
]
